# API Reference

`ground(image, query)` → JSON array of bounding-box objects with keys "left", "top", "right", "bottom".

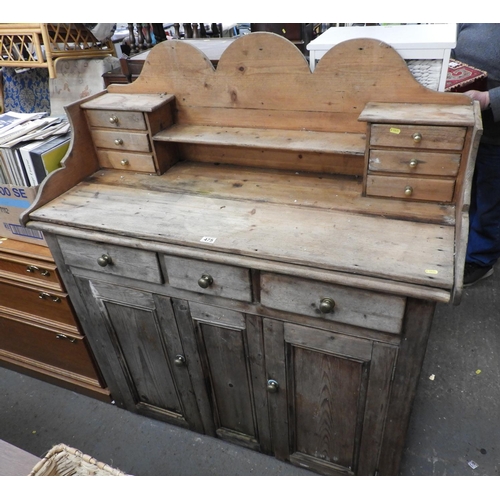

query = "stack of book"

[{"left": 0, "top": 111, "right": 71, "bottom": 187}]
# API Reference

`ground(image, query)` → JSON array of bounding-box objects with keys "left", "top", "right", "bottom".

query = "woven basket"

[
  {"left": 406, "top": 59, "right": 443, "bottom": 91},
  {"left": 29, "top": 444, "right": 126, "bottom": 476}
]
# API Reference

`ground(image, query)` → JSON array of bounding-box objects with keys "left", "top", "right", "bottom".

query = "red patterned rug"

[{"left": 445, "top": 58, "right": 487, "bottom": 93}]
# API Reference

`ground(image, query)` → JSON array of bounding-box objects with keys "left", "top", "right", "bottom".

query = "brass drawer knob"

[
  {"left": 97, "top": 254, "right": 112, "bottom": 267},
  {"left": 198, "top": 273, "right": 214, "bottom": 289},
  {"left": 120, "top": 159, "right": 130, "bottom": 166},
  {"left": 404, "top": 186, "right": 414, "bottom": 197},
  {"left": 109, "top": 115, "right": 119, "bottom": 124},
  {"left": 266, "top": 380, "right": 279, "bottom": 393},
  {"left": 114, "top": 138, "right": 124, "bottom": 146},
  {"left": 174, "top": 355, "right": 186, "bottom": 366},
  {"left": 409, "top": 159, "right": 418, "bottom": 169},
  {"left": 319, "top": 297, "right": 335, "bottom": 314},
  {"left": 39, "top": 292, "right": 61, "bottom": 303},
  {"left": 412, "top": 132, "right": 422, "bottom": 143}
]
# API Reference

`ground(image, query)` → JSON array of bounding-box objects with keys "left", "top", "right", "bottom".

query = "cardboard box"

[{"left": 0, "top": 183, "right": 47, "bottom": 246}]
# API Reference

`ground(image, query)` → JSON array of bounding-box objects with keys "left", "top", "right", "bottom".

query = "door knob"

[
  {"left": 174, "top": 355, "right": 186, "bottom": 366},
  {"left": 319, "top": 297, "right": 335, "bottom": 314},
  {"left": 97, "top": 254, "right": 112, "bottom": 267},
  {"left": 198, "top": 274, "right": 213, "bottom": 288},
  {"left": 266, "top": 380, "right": 279, "bottom": 393}
]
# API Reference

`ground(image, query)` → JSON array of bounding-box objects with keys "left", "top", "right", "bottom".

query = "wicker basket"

[{"left": 29, "top": 444, "right": 126, "bottom": 476}]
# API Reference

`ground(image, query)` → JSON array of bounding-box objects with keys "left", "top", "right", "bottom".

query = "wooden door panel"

[
  {"left": 104, "top": 301, "right": 181, "bottom": 413},
  {"left": 292, "top": 347, "right": 367, "bottom": 469},
  {"left": 264, "top": 319, "right": 396, "bottom": 476},
  {"left": 82, "top": 280, "right": 203, "bottom": 432},
  {"left": 199, "top": 323, "right": 255, "bottom": 438},
  {"left": 187, "top": 302, "right": 271, "bottom": 453}
]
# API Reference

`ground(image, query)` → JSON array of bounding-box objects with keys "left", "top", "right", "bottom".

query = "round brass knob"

[
  {"left": 97, "top": 254, "right": 112, "bottom": 267},
  {"left": 198, "top": 274, "right": 214, "bottom": 289},
  {"left": 109, "top": 115, "right": 119, "bottom": 124},
  {"left": 319, "top": 297, "right": 335, "bottom": 314},
  {"left": 404, "top": 186, "right": 413, "bottom": 197},
  {"left": 114, "top": 138, "right": 123, "bottom": 146},
  {"left": 266, "top": 380, "right": 279, "bottom": 393},
  {"left": 409, "top": 159, "right": 418, "bottom": 169},
  {"left": 174, "top": 355, "right": 186, "bottom": 366},
  {"left": 120, "top": 159, "right": 129, "bottom": 166},
  {"left": 412, "top": 132, "right": 422, "bottom": 143}
]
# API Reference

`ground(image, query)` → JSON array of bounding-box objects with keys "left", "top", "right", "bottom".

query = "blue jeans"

[{"left": 466, "top": 143, "right": 500, "bottom": 267}]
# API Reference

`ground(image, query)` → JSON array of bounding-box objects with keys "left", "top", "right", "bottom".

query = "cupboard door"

[
  {"left": 75, "top": 278, "right": 203, "bottom": 433},
  {"left": 172, "top": 300, "right": 272, "bottom": 454},
  {"left": 264, "top": 319, "right": 397, "bottom": 476}
]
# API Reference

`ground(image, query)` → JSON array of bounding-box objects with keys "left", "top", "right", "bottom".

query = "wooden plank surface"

[
  {"left": 29, "top": 167, "right": 456, "bottom": 291},
  {"left": 154, "top": 125, "right": 366, "bottom": 155},
  {"left": 359, "top": 102, "right": 476, "bottom": 126}
]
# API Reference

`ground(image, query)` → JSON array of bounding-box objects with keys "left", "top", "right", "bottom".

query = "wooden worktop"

[{"left": 28, "top": 163, "right": 456, "bottom": 300}]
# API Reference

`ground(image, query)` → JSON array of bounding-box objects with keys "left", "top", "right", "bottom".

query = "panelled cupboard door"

[
  {"left": 171, "top": 299, "right": 273, "bottom": 455},
  {"left": 263, "top": 319, "right": 397, "bottom": 476},
  {"left": 75, "top": 278, "right": 204, "bottom": 433}
]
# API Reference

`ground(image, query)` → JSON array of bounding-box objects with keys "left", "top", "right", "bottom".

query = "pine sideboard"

[{"left": 21, "top": 33, "right": 481, "bottom": 475}]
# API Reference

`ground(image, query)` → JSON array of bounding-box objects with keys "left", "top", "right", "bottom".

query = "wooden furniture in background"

[
  {"left": 0, "top": 238, "right": 110, "bottom": 401},
  {"left": 0, "top": 23, "right": 116, "bottom": 78},
  {"left": 250, "top": 23, "right": 314, "bottom": 54},
  {"left": 307, "top": 23, "right": 456, "bottom": 89},
  {"left": 103, "top": 38, "right": 235, "bottom": 86},
  {"left": 23, "top": 34, "right": 481, "bottom": 475}
]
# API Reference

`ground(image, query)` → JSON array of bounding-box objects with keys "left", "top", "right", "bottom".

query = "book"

[
  {"left": 27, "top": 134, "right": 70, "bottom": 185},
  {"left": 19, "top": 140, "right": 46, "bottom": 187}
]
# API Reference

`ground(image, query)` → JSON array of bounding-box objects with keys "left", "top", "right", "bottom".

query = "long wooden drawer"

[
  {"left": 163, "top": 255, "right": 253, "bottom": 302},
  {"left": 260, "top": 272, "right": 406, "bottom": 334},
  {"left": 0, "top": 314, "right": 101, "bottom": 381},
  {"left": 366, "top": 174, "right": 456, "bottom": 202},
  {"left": 57, "top": 236, "right": 163, "bottom": 284},
  {"left": 85, "top": 109, "right": 147, "bottom": 130},
  {"left": 96, "top": 150, "right": 156, "bottom": 172},
  {"left": 0, "top": 253, "right": 62, "bottom": 290},
  {"left": 0, "top": 279, "right": 76, "bottom": 327},
  {"left": 368, "top": 150, "right": 461, "bottom": 176},
  {"left": 370, "top": 124, "right": 466, "bottom": 150},
  {"left": 91, "top": 129, "right": 151, "bottom": 152}
]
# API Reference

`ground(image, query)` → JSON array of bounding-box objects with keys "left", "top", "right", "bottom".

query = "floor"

[{"left": 1, "top": 266, "right": 499, "bottom": 477}]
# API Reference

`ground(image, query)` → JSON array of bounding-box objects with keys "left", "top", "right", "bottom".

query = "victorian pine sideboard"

[{"left": 21, "top": 33, "right": 481, "bottom": 475}]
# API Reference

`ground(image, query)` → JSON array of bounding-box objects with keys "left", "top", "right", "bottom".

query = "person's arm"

[{"left": 465, "top": 89, "right": 500, "bottom": 121}]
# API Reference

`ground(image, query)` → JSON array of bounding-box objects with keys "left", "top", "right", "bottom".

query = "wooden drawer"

[
  {"left": 85, "top": 109, "right": 147, "bottom": 130},
  {"left": 57, "top": 236, "right": 163, "bottom": 284},
  {"left": 368, "top": 150, "right": 461, "bottom": 176},
  {"left": 163, "top": 255, "right": 253, "bottom": 302},
  {"left": 0, "top": 314, "right": 101, "bottom": 381},
  {"left": 260, "top": 272, "right": 406, "bottom": 334},
  {"left": 0, "top": 279, "right": 76, "bottom": 327},
  {"left": 370, "top": 124, "right": 466, "bottom": 151},
  {"left": 0, "top": 254, "right": 62, "bottom": 291},
  {"left": 96, "top": 150, "right": 156, "bottom": 172},
  {"left": 91, "top": 129, "right": 151, "bottom": 152},
  {"left": 366, "top": 174, "right": 456, "bottom": 202}
]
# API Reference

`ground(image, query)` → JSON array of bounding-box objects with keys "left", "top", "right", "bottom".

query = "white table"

[{"left": 307, "top": 24, "right": 457, "bottom": 91}]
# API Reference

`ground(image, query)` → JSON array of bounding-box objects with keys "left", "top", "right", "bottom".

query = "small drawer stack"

[
  {"left": 359, "top": 102, "right": 475, "bottom": 204},
  {"left": 81, "top": 92, "right": 176, "bottom": 175},
  {"left": 0, "top": 238, "right": 109, "bottom": 401}
]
